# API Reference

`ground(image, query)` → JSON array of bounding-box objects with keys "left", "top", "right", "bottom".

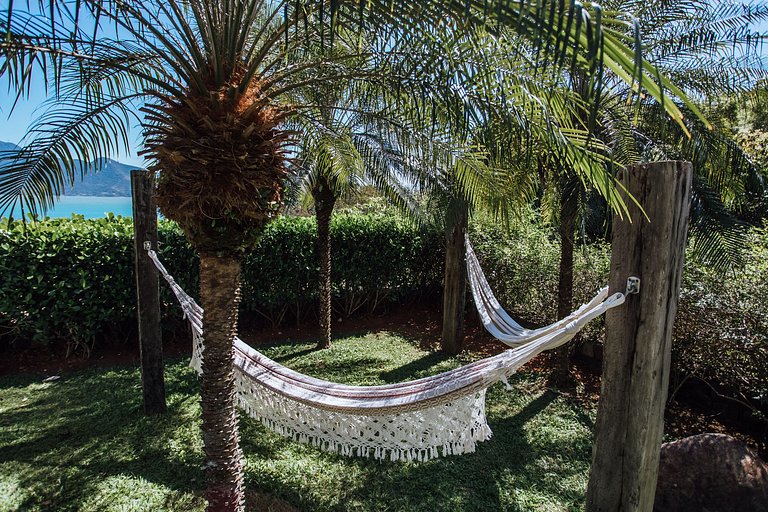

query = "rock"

[{"left": 654, "top": 433, "right": 768, "bottom": 512}]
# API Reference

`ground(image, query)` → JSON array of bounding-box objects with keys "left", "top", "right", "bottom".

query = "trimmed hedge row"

[
  {"left": 240, "top": 212, "right": 443, "bottom": 324},
  {"left": 0, "top": 215, "right": 137, "bottom": 355},
  {"left": 0, "top": 213, "right": 442, "bottom": 353}
]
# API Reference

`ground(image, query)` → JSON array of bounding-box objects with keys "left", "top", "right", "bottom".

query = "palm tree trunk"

[
  {"left": 313, "top": 181, "right": 337, "bottom": 350},
  {"left": 549, "top": 186, "right": 578, "bottom": 387},
  {"left": 199, "top": 253, "right": 245, "bottom": 512},
  {"left": 441, "top": 207, "right": 468, "bottom": 355}
]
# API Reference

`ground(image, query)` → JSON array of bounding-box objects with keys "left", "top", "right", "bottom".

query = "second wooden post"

[
  {"left": 586, "top": 161, "right": 692, "bottom": 511},
  {"left": 131, "top": 169, "right": 167, "bottom": 415}
]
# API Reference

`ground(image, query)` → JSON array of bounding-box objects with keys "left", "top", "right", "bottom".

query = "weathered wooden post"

[
  {"left": 586, "top": 161, "right": 692, "bottom": 511},
  {"left": 441, "top": 206, "right": 468, "bottom": 355},
  {"left": 131, "top": 169, "right": 166, "bottom": 414}
]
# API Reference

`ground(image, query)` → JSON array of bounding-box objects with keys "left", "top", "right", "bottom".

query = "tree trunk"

[
  {"left": 313, "top": 179, "right": 337, "bottom": 350},
  {"left": 549, "top": 184, "right": 579, "bottom": 387},
  {"left": 441, "top": 208, "right": 468, "bottom": 355},
  {"left": 198, "top": 253, "right": 245, "bottom": 512},
  {"left": 586, "top": 161, "right": 692, "bottom": 512}
]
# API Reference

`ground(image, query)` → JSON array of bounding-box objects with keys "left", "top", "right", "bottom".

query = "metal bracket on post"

[
  {"left": 143, "top": 241, "right": 152, "bottom": 252},
  {"left": 626, "top": 276, "right": 640, "bottom": 295}
]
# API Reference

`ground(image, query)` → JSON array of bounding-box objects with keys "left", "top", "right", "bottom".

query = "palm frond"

[
  {"left": 688, "top": 174, "right": 751, "bottom": 272},
  {"left": 0, "top": 94, "right": 140, "bottom": 218}
]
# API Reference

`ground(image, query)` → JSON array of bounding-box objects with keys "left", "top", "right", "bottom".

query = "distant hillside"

[
  {"left": 0, "top": 141, "right": 139, "bottom": 197},
  {"left": 0, "top": 141, "right": 19, "bottom": 153},
  {"left": 63, "top": 158, "right": 138, "bottom": 197}
]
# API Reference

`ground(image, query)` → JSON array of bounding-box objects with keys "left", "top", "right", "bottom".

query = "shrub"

[
  {"left": 240, "top": 212, "right": 443, "bottom": 324},
  {"left": 2, "top": 209, "right": 765, "bottom": 418},
  {"left": 0, "top": 212, "right": 443, "bottom": 351},
  {"left": 672, "top": 227, "right": 768, "bottom": 415},
  {"left": 0, "top": 215, "right": 136, "bottom": 355}
]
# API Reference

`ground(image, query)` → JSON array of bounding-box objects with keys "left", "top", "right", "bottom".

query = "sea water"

[{"left": 6, "top": 196, "right": 134, "bottom": 220}]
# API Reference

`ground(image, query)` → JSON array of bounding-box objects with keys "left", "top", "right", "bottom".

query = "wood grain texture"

[
  {"left": 586, "top": 161, "right": 692, "bottom": 512},
  {"left": 131, "top": 170, "right": 166, "bottom": 415}
]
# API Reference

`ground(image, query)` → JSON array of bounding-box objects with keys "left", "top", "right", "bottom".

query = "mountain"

[
  {"left": 0, "top": 141, "right": 139, "bottom": 197},
  {"left": 63, "top": 158, "right": 139, "bottom": 197},
  {"left": 0, "top": 141, "right": 20, "bottom": 152}
]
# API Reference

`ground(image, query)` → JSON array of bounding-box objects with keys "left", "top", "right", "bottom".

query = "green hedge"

[
  {"left": 0, "top": 215, "right": 136, "bottom": 355},
  {"left": 0, "top": 213, "right": 443, "bottom": 353},
  {"left": 240, "top": 213, "right": 443, "bottom": 324}
]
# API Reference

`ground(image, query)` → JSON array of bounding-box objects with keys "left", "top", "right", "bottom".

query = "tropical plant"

[
  {"left": 284, "top": 44, "right": 427, "bottom": 349},
  {"left": 407, "top": 27, "right": 615, "bottom": 355},
  {"left": 605, "top": 0, "right": 768, "bottom": 267},
  {"left": 1, "top": 0, "right": 706, "bottom": 509},
  {"left": 533, "top": 0, "right": 768, "bottom": 383}
]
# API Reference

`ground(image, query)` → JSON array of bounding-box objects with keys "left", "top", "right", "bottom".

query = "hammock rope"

[{"left": 146, "top": 243, "right": 632, "bottom": 461}]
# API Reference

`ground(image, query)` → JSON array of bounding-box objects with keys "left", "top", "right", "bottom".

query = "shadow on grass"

[
  {"left": 270, "top": 346, "right": 316, "bottom": 362},
  {"left": 1, "top": 342, "right": 596, "bottom": 512},
  {"left": 0, "top": 361, "right": 210, "bottom": 511},
  {"left": 241, "top": 373, "right": 595, "bottom": 512},
  {"left": 347, "top": 390, "right": 566, "bottom": 512},
  {"left": 378, "top": 351, "right": 452, "bottom": 383}
]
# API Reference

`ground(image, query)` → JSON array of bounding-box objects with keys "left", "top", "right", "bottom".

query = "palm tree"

[
  {"left": 404, "top": 26, "right": 618, "bottom": 355},
  {"left": 537, "top": 0, "right": 768, "bottom": 384},
  {"left": 287, "top": 79, "right": 421, "bottom": 350},
  {"left": 607, "top": 0, "right": 768, "bottom": 265},
  {"left": 1, "top": 1, "right": 705, "bottom": 509}
]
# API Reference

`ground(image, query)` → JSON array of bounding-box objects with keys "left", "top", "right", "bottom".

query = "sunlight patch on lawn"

[
  {"left": 0, "top": 472, "right": 25, "bottom": 512},
  {"left": 79, "top": 474, "right": 203, "bottom": 512}
]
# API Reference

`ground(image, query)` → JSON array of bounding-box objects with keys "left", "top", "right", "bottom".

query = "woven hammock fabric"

[
  {"left": 465, "top": 236, "right": 618, "bottom": 346},
  {"left": 147, "top": 248, "right": 625, "bottom": 461}
]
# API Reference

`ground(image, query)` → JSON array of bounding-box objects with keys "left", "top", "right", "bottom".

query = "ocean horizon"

[{"left": 5, "top": 196, "right": 134, "bottom": 220}]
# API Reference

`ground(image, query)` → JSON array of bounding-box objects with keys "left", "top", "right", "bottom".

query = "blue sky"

[
  {"left": 0, "top": 79, "right": 147, "bottom": 167},
  {"left": 2, "top": 8, "right": 767, "bottom": 169}
]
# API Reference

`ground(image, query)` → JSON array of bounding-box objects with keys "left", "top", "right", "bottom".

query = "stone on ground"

[{"left": 654, "top": 433, "right": 768, "bottom": 512}]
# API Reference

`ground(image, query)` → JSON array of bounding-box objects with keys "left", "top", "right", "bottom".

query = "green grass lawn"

[{"left": 0, "top": 332, "right": 596, "bottom": 512}]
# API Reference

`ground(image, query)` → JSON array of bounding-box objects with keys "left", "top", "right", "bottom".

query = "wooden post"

[
  {"left": 441, "top": 207, "right": 468, "bottom": 355},
  {"left": 131, "top": 170, "right": 166, "bottom": 414},
  {"left": 586, "top": 161, "right": 692, "bottom": 511}
]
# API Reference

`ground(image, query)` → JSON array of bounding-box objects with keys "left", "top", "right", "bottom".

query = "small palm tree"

[
  {"left": 288, "top": 83, "right": 420, "bottom": 349},
  {"left": 404, "top": 26, "right": 619, "bottom": 354}
]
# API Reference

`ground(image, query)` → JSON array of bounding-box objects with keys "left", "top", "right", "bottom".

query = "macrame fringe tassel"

[{"left": 191, "top": 333, "right": 494, "bottom": 462}]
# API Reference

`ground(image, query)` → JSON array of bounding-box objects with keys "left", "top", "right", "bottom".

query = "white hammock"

[
  {"left": 466, "top": 236, "right": 612, "bottom": 347},
  {"left": 147, "top": 246, "right": 628, "bottom": 462}
]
